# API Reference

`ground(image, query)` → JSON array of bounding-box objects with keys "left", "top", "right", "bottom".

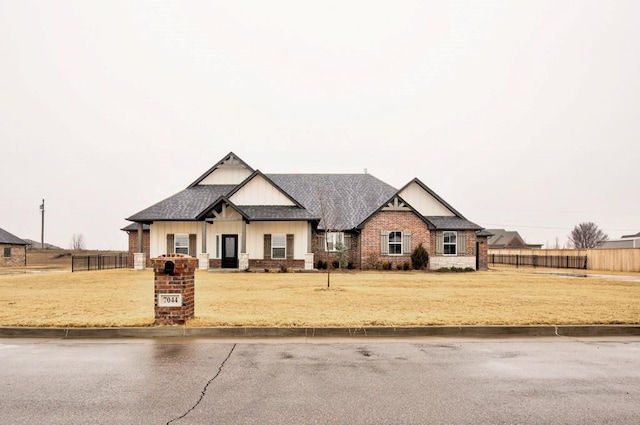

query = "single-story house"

[
  {"left": 125, "top": 152, "right": 490, "bottom": 271},
  {"left": 487, "top": 229, "right": 542, "bottom": 249},
  {"left": 0, "top": 227, "right": 28, "bottom": 267},
  {"left": 600, "top": 236, "right": 640, "bottom": 249}
]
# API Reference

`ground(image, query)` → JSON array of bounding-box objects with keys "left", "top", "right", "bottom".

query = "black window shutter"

[
  {"left": 188, "top": 234, "right": 197, "bottom": 256},
  {"left": 286, "top": 234, "right": 294, "bottom": 259},
  {"left": 167, "top": 234, "right": 175, "bottom": 254},
  {"left": 264, "top": 234, "right": 271, "bottom": 259}
]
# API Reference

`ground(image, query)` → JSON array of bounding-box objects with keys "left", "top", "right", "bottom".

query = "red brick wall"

[
  {"left": 152, "top": 256, "right": 197, "bottom": 325},
  {"left": 249, "top": 259, "right": 304, "bottom": 270},
  {"left": 360, "top": 211, "right": 431, "bottom": 270},
  {"left": 127, "top": 230, "right": 150, "bottom": 267},
  {"left": 311, "top": 231, "right": 361, "bottom": 269},
  {"left": 476, "top": 235, "right": 489, "bottom": 270}
]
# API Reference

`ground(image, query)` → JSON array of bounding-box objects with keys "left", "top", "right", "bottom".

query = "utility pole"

[{"left": 40, "top": 199, "right": 45, "bottom": 249}]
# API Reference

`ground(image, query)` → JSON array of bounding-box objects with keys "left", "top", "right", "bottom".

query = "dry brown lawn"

[{"left": 0, "top": 268, "right": 638, "bottom": 327}]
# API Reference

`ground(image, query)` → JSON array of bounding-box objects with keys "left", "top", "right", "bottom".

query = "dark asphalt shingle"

[
  {"left": 267, "top": 174, "right": 398, "bottom": 230},
  {"left": 0, "top": 228, "right": 27, "bottom": 245}
]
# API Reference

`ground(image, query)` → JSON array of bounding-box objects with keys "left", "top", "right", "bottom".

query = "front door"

[{"left": 221, "top": 234, "right": 238, "bottom": 269}]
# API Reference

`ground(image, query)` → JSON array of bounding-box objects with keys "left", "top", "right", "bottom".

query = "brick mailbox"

[{"left": 152, "top": 254, "right": 198, "bottom": 325}]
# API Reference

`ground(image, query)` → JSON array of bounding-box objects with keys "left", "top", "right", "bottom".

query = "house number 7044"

[{"left": 158, "top": 294, "right": 182, "bottom": 307}]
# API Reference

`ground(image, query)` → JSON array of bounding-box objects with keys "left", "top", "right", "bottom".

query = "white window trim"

[
  {"left": 272, "top": 234, "right": 286, "bottom": 259},
  {"left": 443, "top": 231, "right": 457, "bottom": 256},
  {"left": 325, "top": 232, "right": 344, "bottom": 252},
  {"left": 175, "top": 234, "right": 189, "bottom": 255},
  {"left": 388, "top": 231, "right": 403, "bottom": 256}
]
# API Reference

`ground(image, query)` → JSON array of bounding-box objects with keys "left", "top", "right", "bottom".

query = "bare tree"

[
  {"left": 70, "top": 233, "right": 86, "bottom": 251},
  {"left": 567, "top": 222, "right": 608, "bottom": 248}
]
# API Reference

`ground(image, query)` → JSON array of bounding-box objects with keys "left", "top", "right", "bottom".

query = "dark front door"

[{"left": 221, "top": 234, "right": 238, "bottom": 269}]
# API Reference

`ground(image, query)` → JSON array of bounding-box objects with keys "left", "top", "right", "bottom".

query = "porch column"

[
  {"left": 198, "top": 221, "right": 209, "bottom": 269},
  {"left": 241, "top": 220, "right": 247, "bottom": 253},
  {"left": 134, "top": 222, "right": 146, "bottom": 270}
]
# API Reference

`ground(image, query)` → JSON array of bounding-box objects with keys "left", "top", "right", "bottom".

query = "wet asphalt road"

[{"left": 1, "top": 337, "right": 639, "bottom": 424}]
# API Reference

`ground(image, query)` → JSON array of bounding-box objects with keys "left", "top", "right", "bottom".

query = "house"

[
  {"left": 600, "top": 234, "right": 640, "bottom": 249},
  {"left": 0, "top": 227, "right": 28, "bottom": 267},
  {"left": 125, "top": 152, "right": 490, "bottom": 271},
  {"left": 486, "top": 229, "right": 543, "bottom": 249}
]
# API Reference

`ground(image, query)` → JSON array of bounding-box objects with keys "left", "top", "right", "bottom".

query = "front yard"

[{"left": 0, "top": 269, "right": 638, "bottom": 327}]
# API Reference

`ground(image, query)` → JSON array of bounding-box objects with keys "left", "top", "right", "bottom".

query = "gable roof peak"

[
  {"left": 187, "top": 152, "right": 255, "bottom": 188},
  {"left": 398, "top": 177, "right": 466, "bottom": 219}
]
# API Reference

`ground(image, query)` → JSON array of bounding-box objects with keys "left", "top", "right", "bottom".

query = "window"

[
  {"left": 389, "top": 231, "right": 403, "bottom": 255},
  {"left": 271, "top": 234, "right": 286, "bottom": 259},
  {"left": 443, "top": 231, "right": 457, "bottom": 255},
  {"left": 325, "top": 232, "right": 344, "bottom": 251},
  {"left": 175, "top": 234, "right": 189, "bottom": 254},
  {"left": 215, "top": 235, "right": 220, "bottom": 259},
  {"left": 3, "top": 247, "right": 10, "bottom": 258}
]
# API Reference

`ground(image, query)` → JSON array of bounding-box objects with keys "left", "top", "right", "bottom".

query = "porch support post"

[
  {"left": 307, "top": 223, "right": 312, "bottom": 253},
  {"left": 198, "top": 220, "right": 210, "bottom": 270},
  {"left": 201, "top": 221, "right": 207, "bottom": 253},
  {"left": 137, "top": 222, "right": 143, "bottom": 253},
  {"left": 241, "top": 220, "right": 247, "bottom": 253},
  {"left": 134, "top": 222, "right": 146, "bottom": 270}
]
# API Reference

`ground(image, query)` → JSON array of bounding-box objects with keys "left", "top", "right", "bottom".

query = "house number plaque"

[{"left": 158, "top": 293, "right": 182, "bottom": 307}]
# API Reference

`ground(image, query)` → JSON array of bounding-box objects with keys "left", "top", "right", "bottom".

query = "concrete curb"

[{"left": 0, "top": 325, "right": 639, "bottom": 339}]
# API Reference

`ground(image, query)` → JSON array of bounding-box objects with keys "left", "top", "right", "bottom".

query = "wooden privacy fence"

[
  {"left": 72, "top": 253, "right": 128, "bottom": 272},
  {"left": 489, "top": 248, "right": 640, "bottom": 273}
]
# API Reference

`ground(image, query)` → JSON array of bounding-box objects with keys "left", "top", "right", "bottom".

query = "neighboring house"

[
  {"left": 125, "top": 152, "right": 490, "bottom": 270},
  {"left": 600, "top": 236, "right": 640, "bottom": 249},
  {"left": 0, "top": 227, "right": 27, "bottom": 267},
  {"left": 486, "top": 229, "right": 543, "bottom": 250}
]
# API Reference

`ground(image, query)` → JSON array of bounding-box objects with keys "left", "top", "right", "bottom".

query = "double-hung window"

[
  {"left": 271, "top": 234, "right": 286, "bottom": 259},
  {"left": 325, "top": 232, "right": 344, "bottom": 251},
  {"left": 388, "top": 231, "right": 403, "bottom": 255},
  {"left": 3, "top": 247, "right": 10, "bottom": 258},
  {"left": 443, "top": 231, "right": 457, "bottom": 255},
  {"left": 175, "top": 234, "right": 189, "bottom": 254}
]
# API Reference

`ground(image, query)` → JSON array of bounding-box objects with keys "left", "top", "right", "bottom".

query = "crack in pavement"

[{"left": 166, "top": 343, "right": 237, "bottom": 424}]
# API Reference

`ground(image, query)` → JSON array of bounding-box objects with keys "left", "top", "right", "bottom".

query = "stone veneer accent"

[{"left": 152, "top": 255, "right": 197, "bottom": 325}]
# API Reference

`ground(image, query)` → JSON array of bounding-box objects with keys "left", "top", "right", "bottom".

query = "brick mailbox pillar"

[{"left": 152, "top": 255, "right": 198, "bottom": 325}]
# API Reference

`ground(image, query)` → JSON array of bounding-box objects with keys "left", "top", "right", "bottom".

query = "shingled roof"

[
  {"left": 0, "top": 228, "right": 27, "bottom": 245},
  {"left": 425, "top": 216, "right": 482, "bottom": 230},
  {"left": 267, "top": 174, "right": 398, "bottom": 230},
  {"left": 126, "top": 185, "right": 236, "bottom": 222}
]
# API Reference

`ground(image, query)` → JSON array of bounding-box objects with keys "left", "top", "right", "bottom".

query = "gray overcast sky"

[{"left": 1, "top": 0, "right": 639, "bottom": 250}]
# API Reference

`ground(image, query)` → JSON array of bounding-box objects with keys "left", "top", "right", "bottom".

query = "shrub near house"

[{"left": 124, "top": 152, "right": 490, "bottom": 271}]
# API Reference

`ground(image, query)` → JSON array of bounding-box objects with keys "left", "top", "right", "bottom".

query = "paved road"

[{"left": 1, "top": 337, "right": 639, "bottom": 424}]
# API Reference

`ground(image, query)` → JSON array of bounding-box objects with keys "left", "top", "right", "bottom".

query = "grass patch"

[{"left": 0, "top": 269, "right": 638, "bottom": 327}]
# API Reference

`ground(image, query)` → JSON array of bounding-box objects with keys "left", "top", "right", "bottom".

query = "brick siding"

[
  {"left": 127, "top": 230, "right": 151, "bottom": 267},
  {"left": 360, "top": 211, "right": 431, "bottom": 270}
]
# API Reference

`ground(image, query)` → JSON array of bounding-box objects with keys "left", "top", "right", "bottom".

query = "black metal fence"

[
  {"left": 489, "top": 254, "right": 587, "bottom": 270},
  {"left": 72, "top": 254, "right": 129, "bottom": 272}
]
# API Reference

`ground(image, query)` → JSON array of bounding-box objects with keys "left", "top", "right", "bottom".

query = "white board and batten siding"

[
  {"left": 246, "top": 221, "right": 308, "bottom": 259},
  {"left": 399, "top": 182, "right": 455, "bottom": 216},
  {"left": 230, "top": 175, "right": 295, "bottom": 206},
  {"left": 150, "top": 222, "right": 202, "bottom": 258},
  {"left": 198, "top": 166, "right": 252, "bottom": 185}
]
